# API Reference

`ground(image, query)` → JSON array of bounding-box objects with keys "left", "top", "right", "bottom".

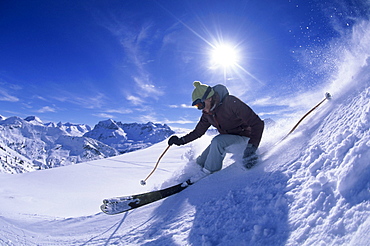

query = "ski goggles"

[
  {"left": 192, "top": 86, "right": 212, "bottom": 110},
  {"left": 192, "top": 99, "right": 206, "bottom": 110}
]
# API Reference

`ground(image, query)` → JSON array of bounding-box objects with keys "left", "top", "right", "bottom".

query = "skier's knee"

[{"left": 210, "top": 134, "right": 224, "bottom": 146}]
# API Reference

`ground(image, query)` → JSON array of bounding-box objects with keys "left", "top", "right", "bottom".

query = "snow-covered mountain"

[
  {"left": 84, "top": 119, "right": 175, "bottom": 153},
  {"left": 0, "top": 117, "right": 174, "bottom": 173},
  {"left": 0, "top": 141, "right": 35, "bottom": 174}
]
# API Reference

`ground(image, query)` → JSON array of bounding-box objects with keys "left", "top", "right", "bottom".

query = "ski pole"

[
  {"left": 281, "top": 92, "right": 332, "bottom": 142},
  {"left": 261, "top": 92, "right": 331, "bottom": 156},
  {"left": 140, "top": 145, "right": 171, "bottom": 186}
]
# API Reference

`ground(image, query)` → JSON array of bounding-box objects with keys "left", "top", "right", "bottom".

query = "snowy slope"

[
  {"left": 0, "top": 79, "right": 369, "bottom": 245},
  {"left": 1, "top": 22, "right": 370, "bottom": 246},
  {"left": 0, "top": 141, "right": 35, "bottom": 174}
]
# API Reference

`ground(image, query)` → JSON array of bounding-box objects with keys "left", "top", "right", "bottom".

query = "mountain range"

[{"left": 0, "top": 116, "right": 174, "bottom": 173}]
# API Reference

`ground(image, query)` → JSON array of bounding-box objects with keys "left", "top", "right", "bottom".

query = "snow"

[{"left": 1, "top": 22, "right": 370, "bottom": 246}]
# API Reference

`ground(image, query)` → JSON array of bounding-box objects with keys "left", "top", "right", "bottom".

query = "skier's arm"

[
  {"left": 230, "top": 96, "right": 264, "bottom": 148},
  {"left": 168, "top": 114, "right": 210, "bottom": 146},
  {"left": 181, "top": 114, "right": 211, "bottom": 144}
]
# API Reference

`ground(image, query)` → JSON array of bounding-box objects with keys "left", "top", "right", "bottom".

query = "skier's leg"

[
  {"left": 196, "top": 145, "right": 210, "bottom": 168},
  {"left": 204, "top": 134, "right": 249, "bottom": 172}
]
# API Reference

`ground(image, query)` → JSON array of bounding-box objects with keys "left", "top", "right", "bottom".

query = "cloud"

[
  {"left": 32, "top": 95, "right": 48, "bottom": 101},
  {"left": 53, "top": 91, "right": 107, "bottom": 109},
  {"left": 258, "top": 107, "right": 296, "bottom": 117},
  {"left": 133, "top": 76, "right": 164, "bottom": 98},
  {"left": 74, "top": 93, "right": 106, "bottom": 109},
  {"left": 164, "top": 119, "right": 196, "bottom": 124},
  {"left": 99, "top": 16, "right": 164, "bottom": 101},
  {"left": 126, "top": 95, "right": 144, "bottom": 106},
  {"left": 169, "top": 104, "right": 194, "bottom": 109},
  {"left": 136, "top": 114, "right": 158, "bottom": 123},
  {"left": 252, "top": 96, "right": 287, "bottom": 107},
  {"left": 0, "top": 89, "right": 19, "bottom": 102},
  {"left": 91, "top": 109, "right": 132, "bottom": 120},
  {"left": 251, "top": 91, "right": 324, "bottom": 108},
  {"left": 106, "top": 108, "right": 133, "bottom": 114},
  {"left": 93, "top": 113, "right": 115, "bottom": 119},
  {"left": 36, "top": 106, "right": 56, "bottom": 113}
]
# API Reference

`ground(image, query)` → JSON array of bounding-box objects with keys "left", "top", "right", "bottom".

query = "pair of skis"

[{"left": 101, "top": 180, "right": 192, "bottom": 215}]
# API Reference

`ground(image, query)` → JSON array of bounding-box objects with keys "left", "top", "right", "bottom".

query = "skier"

[{"left": 168, "top": 81, "right": 264, "bottom": 182}]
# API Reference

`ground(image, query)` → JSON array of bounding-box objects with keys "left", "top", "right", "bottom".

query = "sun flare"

[{"left": 210, "top": 44, "right": 239, "bottom": 68}]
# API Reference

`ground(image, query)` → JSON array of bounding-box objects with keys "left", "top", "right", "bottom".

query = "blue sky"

[{"left": 0, "top": 0, "right": 369, "bottom": 128}]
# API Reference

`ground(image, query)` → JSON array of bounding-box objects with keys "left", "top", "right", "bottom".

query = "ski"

[{"left": 101, "top": 180, "right": 192, "bottom": 215}]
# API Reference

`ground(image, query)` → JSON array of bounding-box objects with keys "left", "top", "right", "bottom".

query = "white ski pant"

[{"left": 196, "top": 134, "right": 250, "bottom": 173}]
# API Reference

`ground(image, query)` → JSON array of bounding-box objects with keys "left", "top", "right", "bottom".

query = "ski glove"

[
  {"left": 168, "top": 136, "right": 186, "bottom": 146},
  {"left": 243, "top": 144, "right": 257, "bottom": 159},
  {"left": 243, "top": 144, "right": 258, "bottom": 169}
]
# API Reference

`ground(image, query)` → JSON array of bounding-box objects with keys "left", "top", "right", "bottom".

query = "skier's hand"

[
  {"left": 168, "top": 136, "right": 185, "bottom": 146},
  {"left": 243, "top": 144, "right": 258, "bottom": 169},
  {"left": 243, "top": 144, "right": 257, "bottom": 159}
]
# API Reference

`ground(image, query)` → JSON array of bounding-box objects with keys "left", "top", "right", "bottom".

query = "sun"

[
  {"left": 206, "top": 41, "right": 259, "bottom": 84},
  {"left": 210, "top": 43, "right": 239, "bottom": 69}
]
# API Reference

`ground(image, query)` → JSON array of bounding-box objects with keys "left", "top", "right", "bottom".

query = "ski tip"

[
  {"left": 100, "top": 204, "right": 110, "bottom": 214},
  {"left": 100, "top": 204, "right": 124, "bottom": 215},
  {"left": 182, "top": 179, "right": 193, "bottom": 187}
]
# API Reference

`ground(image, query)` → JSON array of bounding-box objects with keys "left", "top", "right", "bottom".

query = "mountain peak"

[
  {"left": 94, "top": 119, "right": 120, "bottom": 130},
  {"left": 84, "top": 120, "right": 174, "bottom": 153},
  {"left": 24, "top": 116, "right": 43, "bottom": 124}
]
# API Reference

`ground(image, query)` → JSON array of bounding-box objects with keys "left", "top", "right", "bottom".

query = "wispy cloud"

[
  {"left": 93, "top": 113, "right": 115, "bottom": 119},
  {"left": 169, "top": 104, "right": 194, "bottom": 109},
  {"left": 99, "top": 15, "right": 164, "bottom": 102},
  {"left": 251, "top": 90, "right": 325, "bottom": 108},
  {"left": 121, "top": 28, "right": 164, "bottom": 100},
  {"left": 252, "top": 96, "right": 288, "bottom": 107},
  {"left": 251, "top": 88, "right": 330, "bottom": 121},
  {"left": 136, "top": 114, "right": 158, "bottom": 123},
  {"left": 36, "top": 106, "right": 56, "bottom": 113},
  {"left": 126, "top": 95, "right": 144, "bottom": 106},
  {"left": 133, "top": 76, "right": 164, "bottom": 98},
  {"left": 0, "top": 89, "right": 19, "bottom": 102},
  {"left": 258, "top": 107, "right": 296, "bottom": 117},
  {"left": 92, "top": 108, "right": 133, "bottom": 120},
  {"left": 32, "top": 95, "right": 49, "bottom": 101},
  {"left": 53, "top": 91, "right": 107, "bottom": 109},
  {"left": 106, "top": 108, "right": 133, "bottom": 114},
  {"left": 164, "top": 119, "right": 196, "bottom": 124}
]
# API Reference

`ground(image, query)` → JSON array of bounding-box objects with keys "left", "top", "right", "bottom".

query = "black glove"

[
  {"left": 243, "top": 144, "right": 257, "bottom": 159},
  {"left": 243, "top": 144, "right": 258, "bottom": 169},
  {"left": 168, "top": 136, "right": 185, "bottom": 146}
]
